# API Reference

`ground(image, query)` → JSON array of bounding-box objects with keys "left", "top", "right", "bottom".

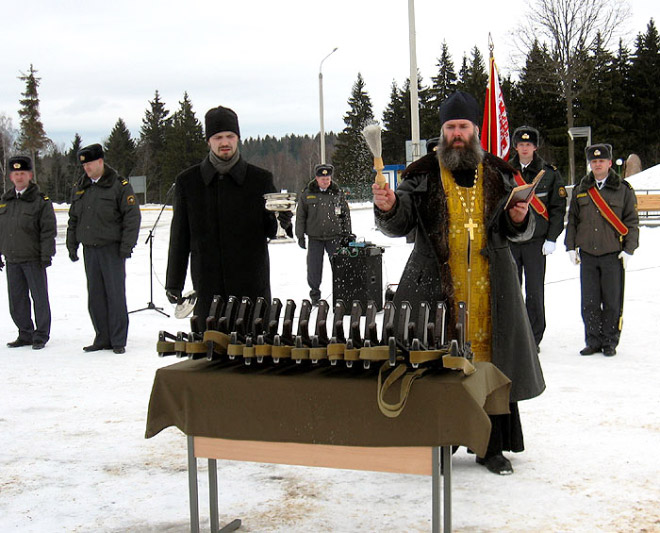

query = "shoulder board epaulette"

[
  {"left": 622, "top": 181, "right": 634, "bottom": 190},
  {"left": 75, "top": 190, "right": 85, "bottom": 196},
  {"left": 42, "top": 195, "right": 50, "bottom": 200},
  {"left": 550, "top": 164, "right": 558, "bottom": 170},
  {"left": 0, "top": 203, "right": 6, "bottom": 209},
  {"left": 576, "top": 192, "right": 588, "bottom": 199},
  {"left": 121, "top": 179, "right": 129, "bottom": 186}
]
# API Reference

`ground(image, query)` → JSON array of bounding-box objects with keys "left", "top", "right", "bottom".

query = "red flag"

[{"left": 481, "top": 54, "right": 510, "bottom": 160}]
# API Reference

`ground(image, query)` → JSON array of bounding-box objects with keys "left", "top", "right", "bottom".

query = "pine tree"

[
  {"left": 430, "top": 41, "right": 458, "bottom": 108},
  {"left": 161, "top": 92, "right": 207, "bottom": 192},
  {"left": 456, "top": 47, "right": 488, "bottom": 108},
  {"left": 1, "top": 113, "right": 18, "bottom": 193},
  {"left": 629, "top": 19, "right": 660, "bottom": 167},
  {"left": 382, "top": 81, "right": 410, "bottom": 164},
  {"left": 137, "top": 90, "right": 171, "bottom": 202},
  {"left": 104, "top": 118, "right": 136, "bottom": 178},
  {"left": 17, "top": 64, "right": 50, "bottom": 183},
  {"left": 332, "top": 73, "right": 375, "bottom": 200}
]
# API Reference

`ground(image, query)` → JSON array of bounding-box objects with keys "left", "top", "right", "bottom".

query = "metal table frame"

[{"left": 186, "top": 435, "right": 453, "bottom": 533}]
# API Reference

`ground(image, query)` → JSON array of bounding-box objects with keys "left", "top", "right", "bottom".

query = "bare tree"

[
  {"left": 519, "top": 0, "right": 630, "bottom": 182},
  {"left": 0, "top": 113, "right": 18, "bottom": 193}
]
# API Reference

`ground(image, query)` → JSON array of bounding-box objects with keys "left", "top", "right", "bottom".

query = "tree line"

[{"left": 1, "top": 13, "right": 658, "bottom": 203}]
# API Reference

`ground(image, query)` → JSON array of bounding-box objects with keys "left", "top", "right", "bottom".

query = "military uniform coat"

[
  {"left": 295, "top": 179, "right": 352, "bottom": 241},
  {"left": 375, "top": 152, "right": 545, "bottom": 402},
  {"left": 0, "top": 182, "right": 56, "bottom": 264},
  {"left": 166, "top": 155, "right": 278, "bottom": 317}
]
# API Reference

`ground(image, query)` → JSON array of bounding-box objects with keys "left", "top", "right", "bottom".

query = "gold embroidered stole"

[{"left": 440, "top": 163, "right": 492, "bottom": 362}]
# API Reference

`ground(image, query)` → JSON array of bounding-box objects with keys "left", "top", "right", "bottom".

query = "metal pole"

[
  {"left": 408, "top": 0, "right": 421, "bottom": 162},
  {"left": 319, "top": 47, "right": 338, "bottom": 164}
]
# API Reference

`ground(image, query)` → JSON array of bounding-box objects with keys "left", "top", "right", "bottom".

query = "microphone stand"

[{"left": 129, "top": 183, "right": 175, "bottom": 317}]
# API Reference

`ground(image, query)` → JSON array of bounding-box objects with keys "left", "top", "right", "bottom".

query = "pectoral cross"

[{"left": 464, "top": 218, "right": 477, "bottom": 241}]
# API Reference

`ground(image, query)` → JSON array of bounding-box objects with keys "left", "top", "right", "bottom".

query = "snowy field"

[{"left": 1, "top": 192, "right": 659, "bottom": 532}]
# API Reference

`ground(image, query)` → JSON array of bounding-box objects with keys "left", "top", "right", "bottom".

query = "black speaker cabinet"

[{"left": 331, "top": 249, "right": 383, "bottom": 314}]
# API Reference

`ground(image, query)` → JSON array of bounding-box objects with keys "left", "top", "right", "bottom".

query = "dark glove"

[
  {"left": 166, "top": 289, "right": 183, "bottom": 305},
  {"left": 41, "top": 260, "right": 52, "bottom": 269},
  {"left": 69, "top": 250, "right": 79, "bottom": 262},
  {"left": 285, "top": 225, "right": 294, "bottom": 238},
  {"left": 0, "top": 259, "right": 4, "bottom": 271},
  {"left": 298, "top": 237, "right": 306, "bottom": 249},
  {"left": 119, "top": 249, "right": 132, "bottom": 259}
]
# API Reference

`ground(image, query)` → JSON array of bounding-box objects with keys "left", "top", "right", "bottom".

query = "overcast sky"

[{"left": 1, "top": 0, "right": 656, "bottom": 149}]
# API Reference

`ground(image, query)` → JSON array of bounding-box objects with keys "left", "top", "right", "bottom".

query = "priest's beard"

[{"left": 437, "top": 132, "right": 484, "bottom": 171}]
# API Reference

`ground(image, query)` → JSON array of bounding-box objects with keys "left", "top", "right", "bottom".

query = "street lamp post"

[{"left": 319, "top": 47, "right": 338, "bottom": 164}]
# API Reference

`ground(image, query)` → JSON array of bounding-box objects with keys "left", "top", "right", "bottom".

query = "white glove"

[
  {"left": 618, "top": 251, "right": 631, "bottom": 269},
  {"left": 542, "top": 240, "right": 556, "bottom": 255},
  {"left": 568, "top": 249, "right": 580, "bottom": 265}
]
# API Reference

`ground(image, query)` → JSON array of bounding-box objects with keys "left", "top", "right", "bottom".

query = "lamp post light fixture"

[
  {"left": 616, "top": 158, "right": 623, "bottom": 175},
  {"left": 319, "top": 47, "right": 338, "bottom": 164}
]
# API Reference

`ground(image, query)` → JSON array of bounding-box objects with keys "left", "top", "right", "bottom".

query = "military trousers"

[
  {"left": 580, "top": 251, "right": 623, "bottom": 350},
  {"left": 6, "top": 261, "right": 51, "bottom": 344},
  {"left": 307, "top": 238, "right": 340, "bottom": 301},
  {"left": 83, "top": 244, "right": 128, "bottom": 349},
  {"left": 510, "top": 239, "right": 546, "bottom": 346}
]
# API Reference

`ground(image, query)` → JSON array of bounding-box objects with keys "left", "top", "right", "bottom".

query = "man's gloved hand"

[
  {"left": 41, "top": 259, "right": 52, "bottom": 269},
  {"left": 69, "top": 250, "right": 79, "bottom": 262},
  {"left": 166, "top": 289, "right": 183, "bottom": 305},
  {"left": 119, "top": 248, "right": 132, "bottom": 259},
  {"left": 285, "top": 225, "right": 294, "bottom": 238},
  {"left": 618, "top": 251, "right": 631, "bottom": 269},
  {"left": 568, "top": 249, "right": 580, "bottom": 265},
  {"left": 0, "top": 258, "right": 4, "bottom": 271},
  {"left": 298, "top": 237, "right": 306, "bottom": 249},
  {"left": 542, "top": 240, "right": 556, "bottom": 255}
]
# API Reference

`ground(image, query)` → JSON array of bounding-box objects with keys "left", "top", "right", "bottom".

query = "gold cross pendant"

[{"left": 464, "top": 217, "right": 477, "bottom": 241}]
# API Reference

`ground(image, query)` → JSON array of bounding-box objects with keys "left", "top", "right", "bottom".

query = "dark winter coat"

[
  {"left": 509, "top": 152, "right": 567, "bottom": 242},
  {"left": 0, "top": 182, "right": 56, "bottom": 264},
  {"left": 375, "top": 152, "right": 545, "bottom": 402},
  {"left": 66, "top": 165, "right": 141, "bottom": 257},
  {"left": 565, "top": 169, "right": 639, "bottom": 256},
  {"left": 166, "top": 155, "right": 279, "bottom": 306},
  {"left": 295, "top": 179, "right": 352, "bottom": 241}
]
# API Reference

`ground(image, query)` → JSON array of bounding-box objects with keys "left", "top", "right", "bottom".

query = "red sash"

[
  {"left": 587, "top": 186, "right": 628, "bottom": 236},
  {"left": 514, "top": 171, "right": 548, "bottom": 220}
]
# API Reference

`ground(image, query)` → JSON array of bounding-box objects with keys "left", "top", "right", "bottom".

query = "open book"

[{"left": 504, "top": 169, "right": 545, "bottom": 210}]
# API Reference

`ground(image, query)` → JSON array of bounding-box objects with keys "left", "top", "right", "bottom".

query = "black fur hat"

[
  {"left": 586, "top": 144, "right": 612, "bottom": 161},
  {"left": 8, "top": 155, "right": 32, "bottom": 172},
  {"left": 205, "top": 106, "right": 240, "bottom": 140},
  {"left": 512, "top": 126, "right": 540, "bottom": 147},
  {"left": 78, "top": 143, "right": 104, "bottom": 163}
]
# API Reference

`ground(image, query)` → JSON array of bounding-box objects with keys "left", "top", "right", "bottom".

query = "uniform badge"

[
  {"left": 80, "top": 155, "right": 86, "bottom": 162},
  {"left": 558, "top": 186, "right": 567, "bottom": 198},
  {"left": 127, "top": 195, "right": 136, "bottom": 206},
  {"left": 13, "top": 162, "right": 21, "bottom": 169},
  {"left": 522, "top": 133, "right": 530, "bottom": 140},
  {"left": 594, "top": 149, "right": 601, "bottom": 156}
]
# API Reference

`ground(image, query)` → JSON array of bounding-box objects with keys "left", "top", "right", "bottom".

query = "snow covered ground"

[{"left": 1, "top": 200, "right": 659, "bottom": 532}]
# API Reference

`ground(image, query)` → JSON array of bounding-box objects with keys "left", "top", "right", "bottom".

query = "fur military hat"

[
  {"left": 512, "top": 126, "right": 540, "bottom": 147},
  {"left": 205, "top": 106, "right": 240, "bottom": 140},
  {"left": 586, "top": 144, "right": 612, "bottom": 161},
  {"left": 426, "top": 137, "right": 440, "bottom": 152},
  {"left": 314, "top": 164, "right": 334, "bottom": 177},
  {"left": 439, "top": 91, "right": 480, "bottom": 126},
  {"left": 8, "top": 155, "right": 32, "bottom": 172},
  {"left": 78, "top": 144, "right": 104, "bottom": 163}
]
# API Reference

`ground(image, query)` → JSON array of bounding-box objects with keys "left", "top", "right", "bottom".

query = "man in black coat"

[
  {"left": 565, "top": 144, "right": 639, "bottom": 357},
  {"left": 508, "top": 126, "right": 567, "bottom": 351},
  {"left": 67, "top": 144, "right": 141, "bottom": 354},
  {"left": 373, "top": 91, "right": 545, "bottom": 475},
  {"left": 165, "top": 106, "right": 279, "bottom": 319},
  {"left": 0, "top": 156, "right": 56, "bottom": 350}
]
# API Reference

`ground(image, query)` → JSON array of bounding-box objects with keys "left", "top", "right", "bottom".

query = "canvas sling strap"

[
  {"left": 587, "top": 186, "right": 629, "bottom": 236},
  {"left": 514, "top": 171, "right": 548, "bottom": 220}
]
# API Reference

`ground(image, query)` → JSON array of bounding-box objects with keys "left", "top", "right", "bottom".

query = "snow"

[
  {"left": 626, "top": 163, "right": 660, "bottom": 190},
  {"left": 1, "top": 203, "right": 659, "bottom": 532}
]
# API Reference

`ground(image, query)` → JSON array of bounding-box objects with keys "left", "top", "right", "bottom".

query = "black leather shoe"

[
  {"left": 602, "top": 346, "right": 617, "bottom": 356},
  {"left": 580, "top": 346, "right": 600, "bottom": 356},
  {"left": 476, "top": 454, "right": 514, "bottom": 475},
  {"left": 32, "top": 342, "right": 46, "bottom": 350},
  {"left": 113, "top": 347, "right": 126, "bottom": 354},
  {"left": 7, "top": 338, "right": 32, "bottom": 348},
  {"left": 83, "top": 344, "right": 110, "bottom": 352}
]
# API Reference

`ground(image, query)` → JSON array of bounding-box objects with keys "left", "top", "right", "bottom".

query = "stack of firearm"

[{"left": 157, "top": 295, "right": 475, "bottom": 374}]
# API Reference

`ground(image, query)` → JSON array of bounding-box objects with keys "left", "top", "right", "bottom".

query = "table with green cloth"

[{"left": 145, "top": 358, "right": 511, "bottom": 533}]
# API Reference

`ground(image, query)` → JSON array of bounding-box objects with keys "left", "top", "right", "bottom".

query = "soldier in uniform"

[
  {"left": 508, "top": 126, "right": 567, "bottom": 351},
  {"left": 0, "top": 156, "right": 56, "bottom": 350},
  {"left": 295, "top": 164, "right": 352, "bottom": 305},
  {"left": 565, "top": 144, "right": 639, "bottom": 357},
  {"left": 66, "top": 144, "right": 141, "bottom": 354}
]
